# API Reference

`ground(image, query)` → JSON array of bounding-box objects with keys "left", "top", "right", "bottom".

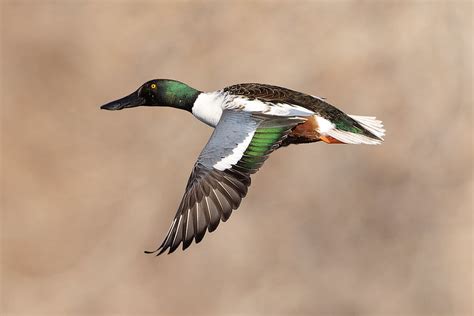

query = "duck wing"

[
  {"left": 146, "top": 109, "right": 304, "bottom": 255},
  {"left": 223, "top": 83, "right": 326, "bottom": 110}
]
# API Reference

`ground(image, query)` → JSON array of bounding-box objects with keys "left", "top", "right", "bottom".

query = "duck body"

[
  {"left": 100, "top": 79, "right": 385, "bottom": 255},
  {"left": 192, "top": 83, "right": 384, "bottom": 145}
]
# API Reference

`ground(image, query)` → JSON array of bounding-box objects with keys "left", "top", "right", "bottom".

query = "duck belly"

[{"left": 281, "top": 116, "right": 324, "bottom": 147}]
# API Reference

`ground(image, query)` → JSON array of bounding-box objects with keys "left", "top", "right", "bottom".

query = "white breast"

[{"left": 192, "top": 91, "right": 225, "bottom": 127}]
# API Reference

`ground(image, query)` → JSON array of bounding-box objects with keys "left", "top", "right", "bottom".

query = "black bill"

[{"left": 100, "top": 90, "right": 146, "bottom": 110}]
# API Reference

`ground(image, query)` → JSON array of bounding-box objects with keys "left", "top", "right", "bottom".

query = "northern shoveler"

[{"left": 100, "top": 79, "right": 385, "bottom": 255}]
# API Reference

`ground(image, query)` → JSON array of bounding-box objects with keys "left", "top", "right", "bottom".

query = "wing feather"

[{"left": 146, "top": 110, "right": 304, "bottom": 255}]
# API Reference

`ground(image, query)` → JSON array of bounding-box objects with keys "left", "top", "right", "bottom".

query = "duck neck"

[{"left": 159, "top": 80, "right": 201, "bottom": 112}]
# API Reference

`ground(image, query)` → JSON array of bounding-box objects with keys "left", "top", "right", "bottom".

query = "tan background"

[{"left": 1, "top": 1, "right": 472, "bottom": 315}]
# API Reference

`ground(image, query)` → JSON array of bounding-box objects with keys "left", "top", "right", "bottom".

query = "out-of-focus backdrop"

[{"left": 1, "top": 1, "right": 472, "bottom": 315}]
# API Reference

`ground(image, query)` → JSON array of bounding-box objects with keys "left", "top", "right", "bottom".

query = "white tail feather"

[
  {"left": 327, "top": 129, "right": 382, "bottom": 145},
  {"left": 349, "top": 115, "right": 385, "bottom": 139},
  {"left": 323, "top": 115, "right": 385, "bottom": 145}
]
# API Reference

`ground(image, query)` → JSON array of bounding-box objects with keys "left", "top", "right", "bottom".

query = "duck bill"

[{"left": 100, "top": 90, "right": 146, "bottom": 111}]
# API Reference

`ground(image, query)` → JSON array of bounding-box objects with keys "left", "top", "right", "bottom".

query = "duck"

[{"left": 100, "top": 79, "right": 385, "bottom": 255}]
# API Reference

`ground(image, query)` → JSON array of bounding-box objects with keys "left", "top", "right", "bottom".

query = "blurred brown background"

[{"left": 1, "top": 1, "right": 472, "bottom": 315}]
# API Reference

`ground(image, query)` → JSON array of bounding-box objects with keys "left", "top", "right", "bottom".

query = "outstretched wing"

[{"left": 146, "top": 110, "right": 304, "bottom": 255}]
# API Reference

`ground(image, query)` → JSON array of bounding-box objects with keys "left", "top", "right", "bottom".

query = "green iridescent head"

[{"left": 100, "top": 79, "right": 201, "bottom": 112}]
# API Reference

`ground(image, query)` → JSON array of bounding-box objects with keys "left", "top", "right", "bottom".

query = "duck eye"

[{"left": 150, "top": 83, "right": 157, "bottom": 89}]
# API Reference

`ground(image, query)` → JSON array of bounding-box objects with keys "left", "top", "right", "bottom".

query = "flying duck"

[{"left": 100, "top": 79, "right": 385, "bottom": 255}]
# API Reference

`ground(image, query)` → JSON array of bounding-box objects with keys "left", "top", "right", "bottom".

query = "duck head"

[{"left": 100, "top": 79, "right": 200, "bottom": 112}]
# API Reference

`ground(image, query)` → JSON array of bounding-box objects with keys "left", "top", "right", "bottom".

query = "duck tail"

[
  {"left": 348, "top": 115, "right": 385, "bottom": 139},
  {"left": 320, "top": 115, "right": 385, "bottom": 145}
]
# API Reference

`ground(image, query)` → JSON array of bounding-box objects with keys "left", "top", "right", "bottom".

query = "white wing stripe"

[
  {"left": 213, "top": 130, "right": 255, "bottom": 171},
  {"left": 198, "top": 110, "right": 259, "bottom": 169}
]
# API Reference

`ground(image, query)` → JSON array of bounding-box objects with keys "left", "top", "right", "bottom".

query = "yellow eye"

[{"left": 151, "top": 83, "right": 157, "bottom": 89}]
